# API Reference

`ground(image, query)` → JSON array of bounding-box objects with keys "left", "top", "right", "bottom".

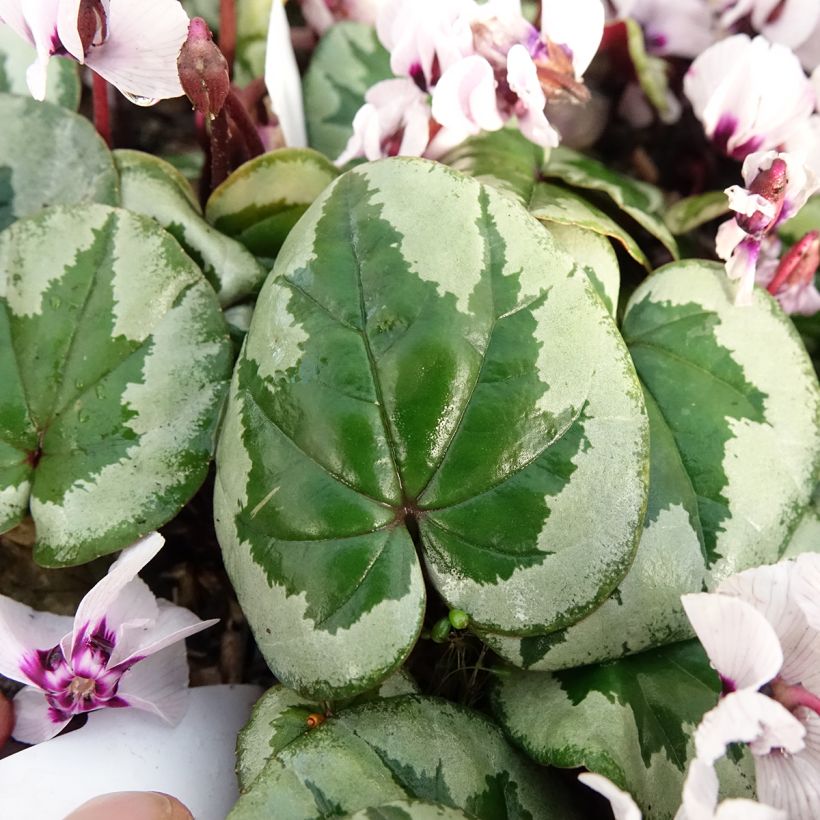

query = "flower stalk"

[{"left": 92, "top": 73, "right": 112, "bottom": 148}]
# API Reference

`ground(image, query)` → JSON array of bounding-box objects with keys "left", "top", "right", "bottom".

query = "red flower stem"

[
  {"left": 92, "top": 74, "right": 112, "bottom": 148},
  {"left": 210, "top": 110, "right": 231, "bottom": 190},
  {"left": 219, "top": 0, "right": 237, "bottom": 76},
  {"left": 224, "top": 89, "right": 265, "bottom": 158}
]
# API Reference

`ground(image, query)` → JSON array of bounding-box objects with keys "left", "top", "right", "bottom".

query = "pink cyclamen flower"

[
  {"left": 684, "top": 34, "right": 815, "bottom": 160},
  {"left": 716, "top": 150, "right": 816, "bottom": 304},
  {"left": 681, "top": 555, "right": 820, "bottom": 820},
  {"left": 0, "top": 532, "right": 217, "bottom": 744},
  {"left": 758, "top": 231, "right": 820, "bottom": 316},
  {"left": 609, "top": 0, "right": 715, "bottom": 58},
  {"left": 0, "top": 0, "right": 190, "bottom": 104},
  {"left": 299, "top": 0, "right": 386, "bottom": 35}
]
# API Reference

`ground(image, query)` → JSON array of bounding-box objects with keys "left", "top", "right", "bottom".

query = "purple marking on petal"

[
  {"left": 720, "top": 674, "right": 737, "bottom": 695},
  {"left": 713, "top": 114, "right": 737, "bottom": 155},
  {"left": 730, "top": 135, "right": 764, "bottom": 161},
  {"left": 647, "top": 31, "right": 667, "bottom": 51},
  {"left": 409, "top": 63, "right": 427, "bottom": 92}
]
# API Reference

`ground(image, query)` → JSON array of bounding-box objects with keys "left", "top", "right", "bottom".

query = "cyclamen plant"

[{"left": 0, "top": 0, "right": 818, "bottom": 818}]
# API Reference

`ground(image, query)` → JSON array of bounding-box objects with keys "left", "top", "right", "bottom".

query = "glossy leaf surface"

[
  {"left": 302, "top": 22, "right": 392, "bottom": 160},
  {"left": 484, "top": 262, "right": 820, "bottom": 670},
  {"left": 230, "top": 695, "right": 580, "bottom": 819},
  {"left": 0, "top": 204, "right": 232, "bottom": 565},
  {"left": 0, "top": 94, "right": 118, "bottom": 232},
  {"left": 215, "top": 159, "right": 648, "bottom": 698},
  {"left": 664, "top": 191, "right": 729, "bottom": 235},
  {"left": 205, "top": 148, "right": 339, "bottom": 261},
  {"left": 491, "top": 641, "right": 755, "bottom": 820}
]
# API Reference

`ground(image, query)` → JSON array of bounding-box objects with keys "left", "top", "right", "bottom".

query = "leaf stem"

[
  {"left": 219, "top": 0, "right": 237, "bottom": 76},
  {"left": 225, "top": 89, "right": 266, "bottom": 158},
  {"left": 210, "top": 110, "right": 231, "bottom": 189},
  {"left": 92, "top": 74, "right": 112, "bottom": 148}
]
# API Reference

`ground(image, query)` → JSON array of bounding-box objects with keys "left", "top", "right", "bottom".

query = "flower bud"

[
  {"left": 768, "top": 231, "right": 820, "bottom": 295},
  {"left": 177, "top": 18, "right": 230, "bottom": 118},
  {"left": 448, "top": 609, "right": 470, "bottom": 630},
  {"left": 736, "top": 158, "right": 788, "bottom": 236},
  {"left": 431, "top": 617, "right": 452, "bottom": 644}
]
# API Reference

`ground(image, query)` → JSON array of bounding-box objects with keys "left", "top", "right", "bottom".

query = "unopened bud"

[
  {"left": 768, "top": 230, "right": 820, "bottom": 295},
  {"left": 177, "top": 18, "right": 230, "bottom": 117},
  {"left": 737, "top": 158, "right": 788, "bottom": 236}
]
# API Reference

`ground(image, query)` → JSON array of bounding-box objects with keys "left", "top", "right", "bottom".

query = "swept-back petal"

[
  {"left": 432, "top": 55, "right": 503, "bottom": 134},
  {"left": 682, "top": 593, "right": 783, "bottom": 691},
  {"left": 108, "top": 600, "right": 217, "bottom": 668},
  {"left": 578, "top": 772, "right": 642, "bottom": 820},
  {"left": 116, "top": 642, "right": 190, "bottom": 725},
  {"left": 755, "top": 711, "right": 820, "bottom": 820},
  {"left": 540, "top": 0, "right": 604, "bottom": 78},
  {"left": 82, "top": 0, "right": 189, "bottom": 102},
  {"left": 56, "top": 0, "right": 84, "bottom": 60},
  {"left": 695, "top": 690, "right": 805, "bottom": 765},
  {"left": 0, "top": 596, "right": 72, "bottom": 686},
  {"left": 21, "top": 0, "right": 61, "bottom": 99},
  {"left": 0, "top": 1, "right": 32, "bottom": 42},
  {"left": 12, "top": 687, "right": 70, "bottom": 744},
  {"left": 266, "top": 0, "right": 307, "bottom": 147}
]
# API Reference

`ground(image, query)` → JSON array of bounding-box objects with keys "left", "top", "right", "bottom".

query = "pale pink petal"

[
  {"left": 578, "top": 773, "right": 642, "bottom": 820},
  {"left": 82, "top": 0, "right": 189, "bottom": 103},
  {"left": 725, "top": 186, "right": 776, "bottom": 220},
  {"left": 713, "top": 799, "right": 787, "bottom": 819},
  {"left": 0, "top": 595, "right": 72, "bottom": 686},
  {"left": 715, "top": 219, "right": 747, "bottom": 260},
  {"left": 717, "top": 562, "right": 820, "bottom": 691},
  {"left": 116, "top": 642, "right": 190, "bottom": 724},
  {"left": 695, "top": 690, "right": 805, "bottom": 765},
  {"left": 755, "top": 0, "right": 820, "bottom": 51},
  {"left": 11, "top": 687, "right": 70, "bottom": 744},
  {"left": 755, "top": 711, "right": 820, "bottom": 820},
  {"left": 777, "top": 281, "right": 820, "bottom": 316},
  {"left": 266, "top": 0, "right": 307, "bottom": 148},
  {"left": 677, "top": 758, "right": 719, "bottom": 819},
  {"left": 726, "top": 237, "right": 761, "bottom": 305},
  {"left": 793, "top": 554, "right": 820, "bottom": 631},
  {"left": 0, "top": 0, "right": 32, "bottom": 42},
  {"left": 20, "top": 0, "right": 61, "bottom": 99},
  {"left": 70, "top": 532, "right": 164, "bottom": 658},
  {"left": 540, "top": 0, "right": 604, "bottom": 77},
  {"left": 108, "top": 600, "right": 217, "bottom": 668},
  {"left": 299, "top": 0, "right": 335, "bottom": 34},
  {"left": 681, "top": 593, "right": 783, "bottom": 691},
  {"left": 432, "top": 55, "right": 504, "bottom": 134},
  {"left": 56, "top": 0, "right": 84, "bottom": 61},
  {"left": 507, "top": 44, "right": 560, "bottom": 146}
]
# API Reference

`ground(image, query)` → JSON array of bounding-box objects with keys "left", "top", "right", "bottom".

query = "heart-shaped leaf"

[
  {"left": 205, "top": 148, "right": 339, "bottom": 262},
  {"left": 234, "top": 0, "right": 273, "bottom": 86},
  {"left": 0, "top": 204, "right": 232, "bottom": 565},
  {"left": 664, "top": 191, "right": 729, "bottom": 235},
  {"left": 543, "top": 147, "right": 678, "bottom": 259},
  {"left": 303, "top": 22, "right": 392, "bottom": 160},
  {"left": 230, "top": 694, "right": 580, "bottom": 819},
  {"left": 0, "top": 27, "right": 81, "bottom": 109},
  {"left": 482, "top": 261, "right": 820, "bottom": 671},
  {"left": 0, "top": 94, "right": 118, "bottom": 232},
  {"left": 490, "top": 641, "right": 756, "bottom": 820},
  {"left": 214, "top": 158, "right": 649, "bottom": 698},
  {"left": 115, "top": 149, "right": 266, "bottom": 307},
  {"left": 345, "top": 801, "right": 472, "bottom": 819}
]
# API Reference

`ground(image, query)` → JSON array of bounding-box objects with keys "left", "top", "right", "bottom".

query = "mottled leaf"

[
  {"left": 484, "top": 261, "right": 820, "bottom": 671},
  {"left": 491, "top": 641, "right": 756, "bottom": 820},
  {"left": 214, "top": 159, "right": 648, "bottom": 698},
  {"left": 302, "top": 22, "right": 392, "bottom": 160},
  {"left": 115, "top": 149, "right": 266, "bottom": 307},
  {"left": 0, "top": 27, "right": 80, "bottom": 109},
  {"left": 231, "top": 695, "right": 580, "bottom": 819},
  {"left": 664, "top": 191, "right": 730, "bottom": 235},
  {"left": 0, "top": 94, "right": 119, "bottom": 232},
  {"left": 234, "top": 0, "right": 273, "bottom": 86},
  {"left": 543, "top": 147, "right": 678, "bottom": 259},
  {"left": 205, "top": 148, "right": 339, "bottom": 262},
  {"left": 344, "top": 801, "right": 472, "bottom": 819},
  {"left": 0, "top": 204, "right": 233, "bottom": 565}
]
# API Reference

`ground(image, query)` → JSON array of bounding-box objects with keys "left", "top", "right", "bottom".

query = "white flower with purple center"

[
  {"left": 681, "top": 556, "right": 820, "bottom": 819},
  {"left": 610, "top": 0, "right": 716, "bottom": 58},
  {"left": 0, "top": 532, "right": 217, "bottom": 744},
  {"left": 0, "top": 0, "right": 190, "bottom": 104},
  {"left": 684, "top": 34, "right": 815, "bottom": 160}
]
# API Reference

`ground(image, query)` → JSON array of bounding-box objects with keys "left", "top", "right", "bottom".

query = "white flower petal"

[
  {"left": 677, "top": 758, "right": 719, "bottom": 820},
  {"left": 432, "top": 55, "right": 503, "bottom": 134},
  {"left": 109, "top": 601, "right": 217, "bottom": 668},
  {"left": 725, "top": 186, "right": 776, "bottom": 219},
  {"left": 715, "top": 219, "right": 747, "bottom": 261},
  {"left": 116, "top": 642, "right": 190, "bottom": 725},
  {"left": 793, "top": 554, "right": 820, "bottom": 632},
  {"left": 56, "top": 0, "right": 85, "bottom": 61},
  {"left": 11, "top": 687, "right": 70, "bottom": 744},
  {"left": 70, "top": 532, "right": 163, "bottom": 658},
  {"left": 578, "top": 772, "right": 642, "bottom": 820},
  {"left": 695, "top": 690, "right": 805, "bottom": 765},
  {"left": 0, "top": 0, "right": 33, "bottom": 42},
  {"left": 681, "top": 593, "right": 783, "bottom": 691},
  {"left": 755, "top": 0, "right": 820, "bottom": 51},
  {"left": 0, "top": 595, "right": 72, "bottom": 686},
  {"left": 755, "top": 711, "right": 820, "bottom": 820},
  {"left": 82, "top": 0, "right": 189, "bottom": 102},
  {"left": 713, "top": 799, "right": 786, "bottom": 819},
  {"left": 265, "top": 0, "right": 307, "bottom": 148},
  {"left": 540, "top": 0, "right": 604, "bottom": 78}
]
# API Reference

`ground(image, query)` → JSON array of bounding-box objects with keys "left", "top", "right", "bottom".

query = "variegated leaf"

[
  {"left": 0, "top": 204, "right": 232, "bottom": 565},
  {"left": 230, "top": 695, "right": 580, "bottom": 819},
  {"left": 344, "top": 801, "right": 471, "bottom": 819},
  {"left": 114, "top": 149, "right": 266, "bottom": 307},
  {"left": 234, "top": 0, "right": 273, "bottom": 86},
  {"left": 482, "top": 261, "right": 820, "bottom": 671},
  {"left": 664, "top": 191, "right": 730, "bottom": 235},
  {"left": 0, "top": 94, "right": 118, "bottom": 232},
  {"left": 490, "top": 641, "right": 756, "bottom": 820},
  {"left": 205, "top": 148, "right": 339, "bottom": 262},
  {"left": 543, "top": 147, "right": 678, "bottom": 259},
  {"left": 214, "top": 159, "right": 648, "bottom": 698},
  {"left": 0, "top": 27, "right": 80, "bottom": 109},
  {"left": 302, "top": 22, "right": 392, "bottom": 160},
  {"left": 237, "top": 673, "right": 419, "bottom": 790}
]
